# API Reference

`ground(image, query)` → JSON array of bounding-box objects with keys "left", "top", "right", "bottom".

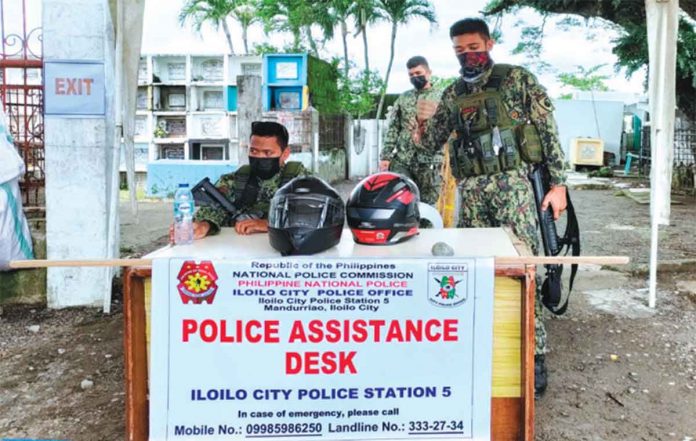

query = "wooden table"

[{"left": 124, "top": 228, "right": 535, "bottom": 441}]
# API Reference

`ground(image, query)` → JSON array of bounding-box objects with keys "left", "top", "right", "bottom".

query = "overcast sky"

[{"left": 140, "top": 0, "right": 647, "bottom": 97}]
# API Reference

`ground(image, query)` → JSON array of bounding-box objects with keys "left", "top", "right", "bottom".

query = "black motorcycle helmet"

[
  {"left": 346, "top": 172, "right": 420, "bottom": 245},
  {"left": 268, "top": 176, "right": 345, "bottom": 256}
]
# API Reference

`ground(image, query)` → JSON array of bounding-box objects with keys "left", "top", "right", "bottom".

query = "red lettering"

[
  {"left": 285, "top": 352, "right": 303, "bottom": 374},
  {"left": 386, "top": 321, "right": 404, "bottom": 342},
  {"left": 285, "top": 351, "right": 357, "bottom": 375},
  {"left": 368, "top": 319, "right": 386, "bottom": 341},
  {"left": 443, "top": 319, "right": 458, "bottom": 341},
  {"left": 337, "top": 351, "right": 357, "bottom": 374},
  {"left": 200, "top": 319, "right": 217, "bottom": 342},
  {"left": 246, "top": 320, "right": 262, "bottom": 343},
  {"left": 55, "top": 78, "right": 65, "bottom": 95},
  {"left": 220, "top": 320, "right": 234, "bottom": 342},
  {"left": 83, "top": 78, "right": 93, "bottom": 95},
  {"left": 66, "top": 78, "right": 78, "bottom": 95},
  {"left": 265, "top": 320, "right": 280, "bottom": 343},
  {"left": 425, "top": 319, "right": 441, "bottom": 341},
  {"left": 182, "top": 319, "right": 197, "bottom": 342},
  {"left": 288, "top": 321, "right": 307, "bottom": 343},
  {"left": 307, "top": 320, "right": 323, "bottom": 343}
]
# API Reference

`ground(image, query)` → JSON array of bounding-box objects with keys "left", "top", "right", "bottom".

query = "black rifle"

[
  {"left": 529, "top": 164, "right": 580, "bottom": 315},
  {"left": 191, "top": 177, "right": 263, "bottom": 223},
  {"left": 191, "top": 177, "right": 238, "bottom": 215}
]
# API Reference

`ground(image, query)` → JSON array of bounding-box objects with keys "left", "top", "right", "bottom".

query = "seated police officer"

[{"left": 171, "top": 121, "right": 307, "bottom": 239}]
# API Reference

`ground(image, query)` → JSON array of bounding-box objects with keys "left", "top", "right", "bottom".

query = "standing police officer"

[
  {"left": 380, "top": 56, "right": 444, "bottom": 206},
  {"left": 416, "top": 18, "right": 568, "bottom": 397}
]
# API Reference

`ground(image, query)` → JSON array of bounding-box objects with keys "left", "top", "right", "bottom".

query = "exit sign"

[{"left": 44, "top": 60, "right": 105, "bottom": 116}]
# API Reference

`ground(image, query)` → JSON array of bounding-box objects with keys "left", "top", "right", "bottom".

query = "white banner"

[{"left": 150, "top": 257, "right": 495, "bottom": 441}]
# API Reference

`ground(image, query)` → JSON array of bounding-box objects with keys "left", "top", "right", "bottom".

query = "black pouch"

[{"left": 449, "top": 138, "right": 481, "bottom": 179}]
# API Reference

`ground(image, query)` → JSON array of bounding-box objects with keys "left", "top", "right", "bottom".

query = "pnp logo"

[{"left": 176, "top": 260, "right": 219, "bottom": 304}]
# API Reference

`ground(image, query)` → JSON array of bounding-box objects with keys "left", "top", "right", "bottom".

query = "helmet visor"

[{"left": 270, "top": 194, "right": 345, "bottom": 229}]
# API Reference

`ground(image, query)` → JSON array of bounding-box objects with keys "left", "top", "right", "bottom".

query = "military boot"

[{"left": 534, "top": 354, "right": 548, "bottom": 399}]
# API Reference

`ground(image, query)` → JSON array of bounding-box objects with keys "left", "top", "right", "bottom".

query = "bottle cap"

[{"left": 178, "top": 183, "right": 189, "bottom": 188}]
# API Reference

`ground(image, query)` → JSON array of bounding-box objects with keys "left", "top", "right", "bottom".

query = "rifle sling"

[{"left": 542, "top": 189, "right": 580, "bottom": 315}]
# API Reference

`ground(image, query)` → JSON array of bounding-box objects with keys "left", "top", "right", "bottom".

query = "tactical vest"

[
  {"left": 233, "top": 161, "right": 304, "bottom": 209},
  {"left": 449, "top": 64, "right": 543, "bottom": 180}
]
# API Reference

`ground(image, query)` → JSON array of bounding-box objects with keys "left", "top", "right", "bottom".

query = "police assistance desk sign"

[{"left": 150, "top": 258, "right": 494, "bottom": 441}]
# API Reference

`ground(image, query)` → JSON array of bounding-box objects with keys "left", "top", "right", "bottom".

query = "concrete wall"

[
  {"left": 0, "top": 221, "right": 46, "bottom": 305},
  {"left": 43, "top": 0, "right": 115, "bottom": 308},
  {"left": 553, "top": 99, "right": 625, "bottom": 164},
  {"left": 349, "top": 120, "right": 385, "bottom": 179},
  {"left": 146, "top": 161, "right": 238, "bottom": 197},
  {"left": 289, "top": 150, "right": 345, "bottom": 183}
]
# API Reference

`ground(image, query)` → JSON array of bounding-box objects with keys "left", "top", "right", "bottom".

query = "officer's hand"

[
  {"left": 379, "top": 160, "right": 390, "bottom": 171},
  {"left": 193, "top": 221, "right": 211, "bottom": 240},
  {"left": 235, "top": 219, "right": 269, "bottom": 235},
  {"left": 541, "top": 186, "right": 568, "bottom": 220},
  {"left": 416, "top": 100, "right": 438, "bottom": 122},
  {"left": 169, "top": 221, "right": 211, "bottom": 244}
]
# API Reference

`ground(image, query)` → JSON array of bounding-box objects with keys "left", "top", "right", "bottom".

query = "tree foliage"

[
  {"left": 483, "top": 0, "right": 696, "bottom": 120},
  {"left": 557, "top": 64, "right": 610, "bottom": 93}
]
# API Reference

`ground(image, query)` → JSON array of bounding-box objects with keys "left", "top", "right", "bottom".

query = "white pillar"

[{"left": 43, "top": 0, "right": 116, "bottom": 308}]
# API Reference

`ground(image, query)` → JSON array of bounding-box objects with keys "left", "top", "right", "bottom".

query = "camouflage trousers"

[
  {"left": 457, "top": 168, "right": 547, "bottom": 355},
  {"left": 389, "top": 152, "right": 443, "bottom": 206}
]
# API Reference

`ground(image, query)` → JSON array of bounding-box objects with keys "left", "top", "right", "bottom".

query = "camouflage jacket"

[
  {"left": 194, "top": 162, "right": 308, "bottom": 235},
  {"left": 421, "top": 64, "right": 567, "bottom": 186},
  {"left": 381, "top": 86, "right": 444, "bottom": 164}
]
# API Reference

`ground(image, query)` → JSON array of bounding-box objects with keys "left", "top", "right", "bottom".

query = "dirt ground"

[{"left": 1, "top": 179, "right": 695, "bottom": 441}]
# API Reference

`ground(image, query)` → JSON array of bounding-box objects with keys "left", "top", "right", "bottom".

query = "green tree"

[
  {"left": 350, "top": 0, "right": 385, "bottom": 73},
  {"left": 232, "top": 0, "right": 262, "bottom": 54},
  {"left": 338, "top": 69, "right": 385, "bottom": 119},
  {"left": 557, "top": 64, "right": 610, "bottom": 93},
  {"left": 374, "top": 0, "right": 437, "bottom": 121},
  {"left": 258, "top": 0, "right": 334, "bottom": 56},
  {"left": 179, "top": 0, "right": 238, "bottom": 54},
  {"left": 483, "top": 0, "right": 696, "bottom": 120}
]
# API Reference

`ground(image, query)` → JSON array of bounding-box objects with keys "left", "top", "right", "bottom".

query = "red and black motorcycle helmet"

[{"left": 346, "top": 172, "right": 420, "bottom": 245}]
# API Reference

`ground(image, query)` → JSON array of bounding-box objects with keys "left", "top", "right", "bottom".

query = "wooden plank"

[
  {"left": 8, "top": 255, "right": 630, "bottom": 269},
  {"left": 124, "top": 269, "right": 149, "bottom": 441},
  {"left": 522, "top": 265, "right": 536, "bottom": 441},
  {"left": 492, "top": 277, "right": 522, "bottom": 398},
  {"left": 491, "top": 398, "right": 522, "bottom": 441}
]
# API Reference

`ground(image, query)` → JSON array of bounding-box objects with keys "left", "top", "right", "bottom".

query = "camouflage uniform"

[
  {"left": 194, "top": 162, "right": 308, "bottom": 235},
  {"left": 421, "top": 65, "right": 567, "bottom": 355},
  {"left": 382, "top": 86, "right": 444, "bottom": 205}
]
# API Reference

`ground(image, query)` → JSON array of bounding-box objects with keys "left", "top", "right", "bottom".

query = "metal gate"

[{"left": 0, "top": 0, "right": 44, "bottom": 207}]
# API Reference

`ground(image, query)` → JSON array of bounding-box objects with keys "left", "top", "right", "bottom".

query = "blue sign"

[{"left": 44, "top": 60, "right": 105, "bottom": 117}]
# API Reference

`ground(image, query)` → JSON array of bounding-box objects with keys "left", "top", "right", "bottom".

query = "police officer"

[
  {"left": 170, "top": 121, "right": 307, "bottom": 240},
  {"left": 379, "top": 56, "right": 444, "bottom": 206},
  {"left": 416, "top": 18, "right": 568, "bottom": 397}
]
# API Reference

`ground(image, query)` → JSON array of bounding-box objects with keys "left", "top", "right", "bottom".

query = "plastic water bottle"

[{"left": 173, "top": 183, "right": 195, "bottom": 245}]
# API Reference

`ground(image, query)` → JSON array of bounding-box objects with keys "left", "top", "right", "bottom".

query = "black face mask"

[
  {"left": 249, "top": 156, "right": 281, "bottom": 180},
  {"left": 410, "top": 75, "right": 428, "bottom": 90}
]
